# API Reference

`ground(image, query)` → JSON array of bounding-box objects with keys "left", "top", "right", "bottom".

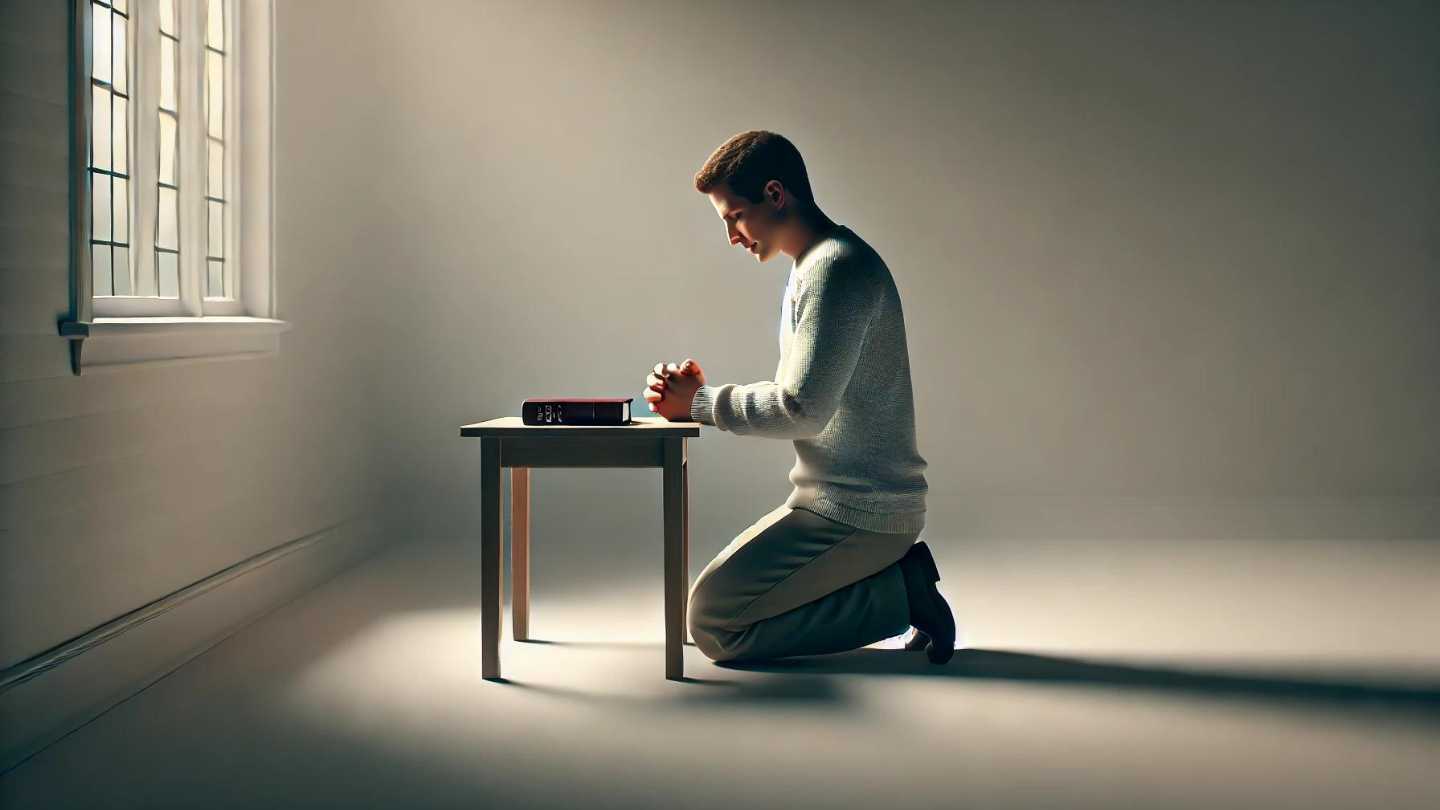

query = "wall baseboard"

[{"left": 0, "top": 515, "right": 389, "bottom": 774}]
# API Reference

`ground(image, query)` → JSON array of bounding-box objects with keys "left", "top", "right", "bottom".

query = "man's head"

[{"left": 694, "top": 130, "right": 814, "bottom": 263}]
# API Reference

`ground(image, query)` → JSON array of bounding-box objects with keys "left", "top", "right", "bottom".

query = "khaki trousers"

[{"left": 687, "top": 504, "right": 919, "bottom": 663}]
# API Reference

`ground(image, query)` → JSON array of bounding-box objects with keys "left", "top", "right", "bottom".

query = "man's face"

[{"left": 708, "top": 183, "right": 783, "bottom": 263}]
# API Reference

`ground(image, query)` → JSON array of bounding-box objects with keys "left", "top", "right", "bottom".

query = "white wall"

[{"left": 296, "top": 0, "right": 1437, "bottom": 552}]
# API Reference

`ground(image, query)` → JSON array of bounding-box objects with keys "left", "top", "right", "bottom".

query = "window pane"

[
  {"left": 159, "top": 0, "right": 175, "bottom": 37},
  {"left": 206, "top": 51, "right": 223, "bottom": 138},
  {"left": 113, "top": 247, "right": 132, "bottom": 295},
  {"left": 207, "top": 260, "right": 223, "bottom": 298},
  {"left": 208, "top": 141, "right": 223, "bottom": 197},
  {"left": 157, "top": 186, "right": 177, "bottom": 249},
  {"left": 92, "top": 85, "right": 111, "bottom": 170},
  {"left": 92, "top": 172, "right": 111, "bottom": 241},
  {"left": 208, "top": 200, "right": 223, "bottom": 258},
  {"left": 112, "top": 10, "right": 127, "bottom": 94},
  {"left": 207, "top": 0, "right": 224, "bottom": 50},
  {"left": 93, "top": 245, "right": 112, "bottom": 296},
  {"left": 114, "top": 95, "right": 128, "bottom": 174},
  {"left": 160, "top": 37, "right": 176, "bottom": 111},
  {"left": 113, "top": 0, "right": 127, "bottom": 13},
  {"left": 157, "top": 251, "right": 179, "bottom": 297},
  {"left": 159, "top": 113, "right": 176, "bottom": 184},
  {"left": 92, "top": 4, "right": 110, "bottom": 84},
  {"left": 114, "top": 177, "right": 128, "bottom": 243}
]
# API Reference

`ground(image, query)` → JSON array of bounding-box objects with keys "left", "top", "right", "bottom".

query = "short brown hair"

[{"left": 694, "top": 130, "right": 814, "bottom": 205}]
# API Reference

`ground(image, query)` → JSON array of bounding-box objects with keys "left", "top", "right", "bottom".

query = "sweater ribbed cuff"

[{"left": 690, "top": 385, "right": 719, "bottom": 426}]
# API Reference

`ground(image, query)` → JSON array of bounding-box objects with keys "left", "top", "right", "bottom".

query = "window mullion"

[
  {"left": 178, "top": 0, "right": 206, "bottom": 316},
  {"left": 224, "top": 0, "right": 240, "bottom": 306},
  {"left": 130, "top": 0, "right": 158, "bottom": 301}
]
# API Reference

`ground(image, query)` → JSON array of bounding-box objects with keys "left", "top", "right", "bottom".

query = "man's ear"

[{"left": 764, "top": 179, "right": 786, "bottom": 209}]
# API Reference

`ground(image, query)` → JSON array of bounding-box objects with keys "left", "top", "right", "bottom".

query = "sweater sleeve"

[{"left": 689, "top": 253, "right": 881, "bottom": 438}]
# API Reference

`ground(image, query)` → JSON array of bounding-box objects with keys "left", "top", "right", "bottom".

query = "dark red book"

[{"left": 521, "top": 397, "right": 633, "bottom": 426}]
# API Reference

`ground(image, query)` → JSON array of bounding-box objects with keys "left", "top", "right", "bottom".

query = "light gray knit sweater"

[{"left": 689, "top": 225, "right": 928, "bottom": 533}]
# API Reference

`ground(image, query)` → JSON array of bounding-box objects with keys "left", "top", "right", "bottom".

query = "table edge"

[{"left": 460, "top": 425, "right": 701, "bottom": 438}]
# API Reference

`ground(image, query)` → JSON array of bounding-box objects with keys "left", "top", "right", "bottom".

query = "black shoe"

[{"left": 897, "top": 541, "right": 956, "bottom": 664}]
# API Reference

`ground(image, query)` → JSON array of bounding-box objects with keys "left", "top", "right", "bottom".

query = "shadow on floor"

[
  {"left": 502, "top": 639, "right": 1440, "bottom": 724},
  {"left": 718, "top": 647, "right": 1440, "bottom": 716}
]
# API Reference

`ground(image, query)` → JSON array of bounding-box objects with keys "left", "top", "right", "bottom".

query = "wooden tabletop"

[{"left": 460, "top": 416, "right": 702, "bottom": 438}]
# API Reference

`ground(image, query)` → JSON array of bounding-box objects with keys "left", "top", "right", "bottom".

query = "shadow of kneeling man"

[{"left": 716, "top": 647, "right": 1440, "bottom": 723}]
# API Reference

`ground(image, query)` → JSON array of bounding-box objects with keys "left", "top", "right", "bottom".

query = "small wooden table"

[{"left": 459, "top": 416, "right": 702, "bottom": 680}]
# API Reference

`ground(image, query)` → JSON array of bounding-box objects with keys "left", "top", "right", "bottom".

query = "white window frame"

[{"left": 61, "top": 0, "right": 285, "bottom": 374}]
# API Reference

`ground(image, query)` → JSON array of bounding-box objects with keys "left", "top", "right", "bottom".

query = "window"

[{"left": 62, "top": 0, "right": 283, "bottom": 374}]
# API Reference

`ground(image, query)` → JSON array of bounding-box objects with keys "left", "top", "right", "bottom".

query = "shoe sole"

[
  {"left": 907, "top": 542, "right": 955, "bottom": 664},
  {"left": 903, "top": 542, "right": 938, "bottom": 651}
]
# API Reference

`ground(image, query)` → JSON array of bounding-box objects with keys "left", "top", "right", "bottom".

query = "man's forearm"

[{"left": 691, "top": 381, "right": 832, "bottom": 439}]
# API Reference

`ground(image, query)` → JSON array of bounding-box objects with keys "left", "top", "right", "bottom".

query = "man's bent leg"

[
  {"left": 688, "top": 506, "right": 918, "bottom": 662},
  {"left": 705, "top": 564, "right": 911, "bottom": 661}
]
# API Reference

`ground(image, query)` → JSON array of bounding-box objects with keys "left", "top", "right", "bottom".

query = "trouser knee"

[{"left": 687, "top": 581, "right": 744, "bottom": 663}]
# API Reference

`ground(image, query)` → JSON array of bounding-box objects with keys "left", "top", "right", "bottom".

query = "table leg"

[
  {"left": 663, "top": 438, "right": 687, "bottom": 679},
  {"left": 481, "top": 438, "right": 503, "bottom": 680},
  {"left": 511, "top": 467, "right": 531, "bottom": 642}
]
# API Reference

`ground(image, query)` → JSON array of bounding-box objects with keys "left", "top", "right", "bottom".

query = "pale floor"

[{"left": 3, "top": 534, "right": 1439, "bottom": 809}]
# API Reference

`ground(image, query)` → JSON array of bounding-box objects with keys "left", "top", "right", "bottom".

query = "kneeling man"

[{"left": 645, "top": 130, "right": 956, "bottom": 665}]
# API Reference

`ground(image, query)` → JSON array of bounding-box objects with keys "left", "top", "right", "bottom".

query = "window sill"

[{"left": 58, "top": 316, "right": 290, "bottom": 375}]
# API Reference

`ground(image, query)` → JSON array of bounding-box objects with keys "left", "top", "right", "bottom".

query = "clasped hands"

[{"left": 644, "top": 358, "right": 706, "bottom": 421}]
